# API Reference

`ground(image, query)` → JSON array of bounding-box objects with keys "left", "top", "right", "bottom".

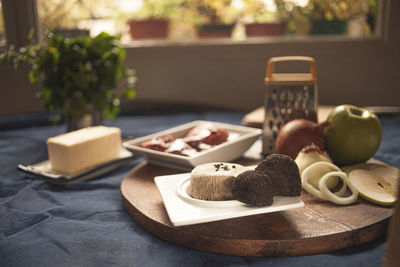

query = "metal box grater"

[{"left": 262, "top": 56, "right": 318, "bottom": 155}]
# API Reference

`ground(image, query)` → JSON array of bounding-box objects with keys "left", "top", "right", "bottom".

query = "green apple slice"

[
  {"left": 342, "top": 162, "right": 388, "bottom": 173},
  {"left": 347, "top": 166, "right": 399, "bottom": 206}
]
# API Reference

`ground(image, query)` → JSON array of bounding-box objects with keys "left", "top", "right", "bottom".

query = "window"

[
  {"left": 0, "top": 0, "right": 399, "bottom": 117},
  {"left": 35, "top": 0, "right": 378, "bottom": 43}
]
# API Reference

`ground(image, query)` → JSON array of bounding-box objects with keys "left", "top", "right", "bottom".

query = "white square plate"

[
  {"left": 154, "top": 172, "right": 304, "bottom": 227},
  {"left": 123, "top": 120, "right": 262, "bottom": 171}
]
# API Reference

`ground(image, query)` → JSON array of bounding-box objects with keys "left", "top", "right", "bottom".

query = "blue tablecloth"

[{"left": 1, "top": 110, "right": 399, "bottom": 267}]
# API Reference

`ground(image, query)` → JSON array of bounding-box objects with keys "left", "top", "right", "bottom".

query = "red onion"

[{"left": 276, "top": 119, "right": 332, "bottom": 159}]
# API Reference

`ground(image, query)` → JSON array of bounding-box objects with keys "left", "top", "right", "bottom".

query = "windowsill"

[
  {"left": 0, "top": 34, "right": 383, "bottom": 50},
  {"left": 122, "top": 34, "right": 383, "bottom": 49}
]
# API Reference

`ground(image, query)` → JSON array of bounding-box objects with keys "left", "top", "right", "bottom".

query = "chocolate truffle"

[
  {"left": 232, "top": 170, "right": 274, "bottom": 206},
  {"left": 232, "top": 153, "right": 302, "bottom": 207},
  {"left": 255, "top": 153, "right": 301, "bottom": 196}
]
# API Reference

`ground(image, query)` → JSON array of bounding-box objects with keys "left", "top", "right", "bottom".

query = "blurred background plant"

[
  {"left": 180, "top": 0, "right": 242, "bottom": 38},
  {"left": 274, "top": 0, "right": 311, "bottom": 35},
  {"left": 305, "top": 0, "right": 371, "bottom": 35},
  {"left": 32, "top": 0, "right": 378, "bottom": 41},
  {"left": 305, "top": 0, "right": 369, "bottom": 21},
  {"left": 184, "top": 0, "right": 241, "bottom": 27},
  {"left": 121, "top": 0, "right": 184, "bottom": 40},
  {"left": 241, "top": 0, "right": 281, "bottom": 23},
  {"left": 128, "top": 0, "right": 183, "bottom": 20},
  {"left": 273, "top": 0, "right": 373, "bottom": 35},
  {"left": 366, "top": 0, "right": 377, "bottom": 33},
  {"left": 240, "top": 0, "right": 288, "bottom": 37},
  {"left": 39, "top": 0, "right": 91, "bottom": 31},
  {"left": 38, "top": 0, "right": 123, "bottom": 38},
  {"left": 0, "top": 31, "right": 136, "bottom": 131}
]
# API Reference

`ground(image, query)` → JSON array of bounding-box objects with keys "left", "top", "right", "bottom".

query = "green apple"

[{"left": 323, "top": 104, "right": 382, "bottom": 166}]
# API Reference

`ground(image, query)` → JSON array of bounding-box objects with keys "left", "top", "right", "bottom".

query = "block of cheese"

[
  {"left": 189, "top": 162, "right": 248, "bottom": 201},
  {"left": 47, "top": 126, "right": 121, "bottom": 175}
]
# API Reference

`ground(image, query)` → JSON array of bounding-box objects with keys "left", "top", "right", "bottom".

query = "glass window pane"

[
  {"left": 36, "top": 0, "right": 379, "bottom": 43},
  {"left": 278, "top": 0, "right": 378, "bottom": 37}
]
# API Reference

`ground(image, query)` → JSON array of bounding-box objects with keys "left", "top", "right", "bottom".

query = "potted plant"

[
  {"left": 305, "top": 0, "right": 368, "bottom": 35},
  {"left": 366, "top": 0, "right": 377, "bottom": 33},
  {"left": 184, "top": 0, "right": 240, "bottom": 38},
  {"left": 0, "top": 31, "right": 136, "bottom": 131},
  {"left": 242, "top": 0, "right": 286, "bottom": 37},
  {"left": 274, "top": 0, "right": 311, "bottom": 36},
  {"left": 127, "top": 0, "right": 182, "bottom": 40},
  {"left": 38, "top": 0, "right": 91, "bottom": 37}
]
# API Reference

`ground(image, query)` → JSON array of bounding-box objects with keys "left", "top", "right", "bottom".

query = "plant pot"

[
  {"left": 66, "top": 107, "right": 102, "bottom": 132},
  {"left": 196, "top": 24, "right": 235, "bottom": 39},
  {"left": 245, "top": 23, "right": 286, "bottom": 37},
  {"left": 128, "top": 19, "right": 169, "bottom": 40},
  {"left": 366, "top": 13, "right": 376, "bottom": 34},
  {"left": 53, "top": 29, "right": 90, "bottom": 38},
  {"left": 311, "top": 19, "right": 347, "bottom": 35}
]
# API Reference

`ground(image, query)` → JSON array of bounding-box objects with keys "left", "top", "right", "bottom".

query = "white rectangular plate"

[
  {"left": 154, "top": 172, "right": 304, "bottom": 227},
  {"left": 123, "top": 120, "right": 262, "bottom": 171},
  {"left": 18, "top": 148, "right": 135, "bottom": 184}
]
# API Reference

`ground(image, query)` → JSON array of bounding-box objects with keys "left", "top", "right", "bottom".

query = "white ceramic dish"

[
  {"left": 18, "top": 148, "right": 134, "bottom": 184},
  {"left": 123, "top": 120, "right": 262, "bottom": 171},
  {"left": 154, "top": 172, "right": 304, "bottom": 227}
]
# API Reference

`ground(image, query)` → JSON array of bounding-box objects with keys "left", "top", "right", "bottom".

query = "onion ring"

[
  {"left": 303, "top": 174, "right": 327, "bottom": 200},
  {"left": 302, "top": 161, "right": 348, "bottom": 200},
  {"left": 319, "top": 171, "right": 358, "bottom": 205}
]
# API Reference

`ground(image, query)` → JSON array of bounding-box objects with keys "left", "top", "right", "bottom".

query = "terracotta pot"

[
  {"left": 128, "top": 19, "right": 169, "bottom": 40},
  {"left": 196, "top": 24, "right": 234, "bottom": 39},
  {"left": 245, "top": 23, "right": 286, "bottom": 37}
]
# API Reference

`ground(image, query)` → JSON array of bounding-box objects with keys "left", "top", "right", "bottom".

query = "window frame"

[
  {"left": 0, "top": 0, "right": 398, "bottom": 116},
  {"left": 0, "top": 0, "right": 389, "bottom": 48}
]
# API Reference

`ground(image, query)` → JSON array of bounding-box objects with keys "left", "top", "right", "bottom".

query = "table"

[{"left": 1, "top": 109, "right": 399, "bottom": 267}]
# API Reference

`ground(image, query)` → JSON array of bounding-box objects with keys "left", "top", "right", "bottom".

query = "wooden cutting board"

[
  {"left": 241, "top": 105, "right": 400, "bottom": 128},
  {"left": 241, "top": 105, "right": 335, "bottom": 128},
  {"left": 121, "top": 161, "right": 393, "bottom": 257}
]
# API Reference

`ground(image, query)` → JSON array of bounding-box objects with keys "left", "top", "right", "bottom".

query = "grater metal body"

[{"left": 262, "top": 56, "right": 318, "bottom": 155}]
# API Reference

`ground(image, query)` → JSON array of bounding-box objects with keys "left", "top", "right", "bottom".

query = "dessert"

[
  {"left": 189, "top": 162, "right": 247, "bottom": 200},
  {"left": 188, "top": 154, "right": 302, "bottom": 207},
  {"left": 231, "top": 170, "right": 275, "bottom": 206},
  {"left": 255, "top": 154, "right": 302, "bottom": 197},
  {"left": 47, "top": 126, "right": 121, "bottom": 175},
  {"left": 232, "top": 154, "right": 301, "bottom": 206}
]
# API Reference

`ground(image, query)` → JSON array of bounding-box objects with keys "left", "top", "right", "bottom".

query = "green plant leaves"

[{"left": 0, "top": 31, "right": 136, "bottom": 123}]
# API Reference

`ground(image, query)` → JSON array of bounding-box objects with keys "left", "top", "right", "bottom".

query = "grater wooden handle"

[{"left": 266, "top": 56, "right": 316, "bottom": 82}]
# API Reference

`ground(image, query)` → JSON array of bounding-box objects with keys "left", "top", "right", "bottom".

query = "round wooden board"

[{"left": 121, "top": 161, "right": 393, "bottom": 257}]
